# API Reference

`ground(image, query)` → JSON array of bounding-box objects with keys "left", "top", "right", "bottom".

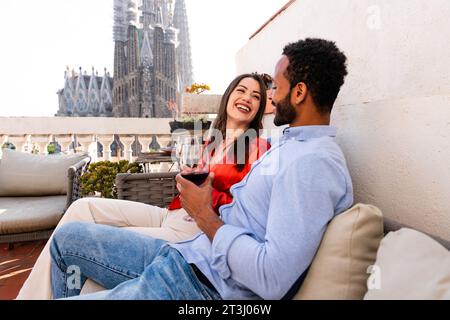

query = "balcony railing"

[{"left": 0, "top": 117, "right": 175, "bottom": 163}]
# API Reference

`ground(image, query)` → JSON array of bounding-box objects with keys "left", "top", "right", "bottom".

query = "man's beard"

[{"left": 273, "top": 93, "right": 297, "bottom": 127}]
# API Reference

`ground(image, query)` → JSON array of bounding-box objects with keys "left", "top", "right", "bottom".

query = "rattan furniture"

[
  {"left": 116, "top": 171, "right": 179, "bottom": 207},
  {"left": 0, "top": 157, "right": 91, "bottom": 248}
]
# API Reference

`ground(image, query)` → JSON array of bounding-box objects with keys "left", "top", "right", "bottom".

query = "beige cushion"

[
  {"left": 0, "top": 196, "right": 67, "bottom": 234},
  {"left": 364, "top": 228, "right": 450, "bottom": 300},
  {"left": 80, "top": 279, "right": 107, "bottom": 296},
  {"left": 294, "top": 203, "right": 384, "bottom": 300},
  {"left": 0, "top": 149, "right": 87, "bottom": 196}
]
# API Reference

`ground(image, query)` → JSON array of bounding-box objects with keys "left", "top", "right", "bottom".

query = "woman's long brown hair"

[{"left": 208, "top": 73, "right": 267, "bottom": 171}]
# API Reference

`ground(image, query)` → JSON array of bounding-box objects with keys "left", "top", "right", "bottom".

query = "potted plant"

[
  {"left": 168, "top": 83, "right": 213, "bottom": 133},
  {"left": 80, "top": 160, "right": 142, "bottom": 199},
  {"left": 169, "top": 115, "right": 212, "bottom": 132}
]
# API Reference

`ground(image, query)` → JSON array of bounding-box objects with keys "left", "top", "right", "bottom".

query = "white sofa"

[{"left": 0, "top": 149, "right": 90, "bottom": 247}]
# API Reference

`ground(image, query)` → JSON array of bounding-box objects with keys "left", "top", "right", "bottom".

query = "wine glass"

[
  {"left": 173, "top": 135, "right": 191, "bottom": 170},
  {"left": 178, "top": 137, "right": 209, "bottom": 223},
  {"left": 179, "top": 137, "right": 209, "bottom": 186}
]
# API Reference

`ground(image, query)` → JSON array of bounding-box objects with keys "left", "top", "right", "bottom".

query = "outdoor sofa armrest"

[
  {"left": 116, "top": 172, "right": 179, "bottom": 207},
  {"left": 66, "top": 156, "right": 91, "bottom": 210}
]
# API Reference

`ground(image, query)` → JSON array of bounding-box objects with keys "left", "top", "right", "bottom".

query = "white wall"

[{"left": 236, "top": 0, "right": 450, "bottom": 240}]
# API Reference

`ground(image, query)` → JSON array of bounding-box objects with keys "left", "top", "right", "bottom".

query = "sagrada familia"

[{"left": 56, "top": 0, "right": 193, "bottom": 118}]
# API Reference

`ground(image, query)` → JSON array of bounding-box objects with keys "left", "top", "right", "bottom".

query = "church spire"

[
  {"left": 88, "top": 67, "right": 99, "bottom": 92},
  {"left": 60, "top": 66, "right": 75, "bottom": 115},
  {"left": 168, "top": 0, "right": 174, "bottom": 26},
  {"left": 76, "top": 67, "right": 87, "bottom": 92},
  {"left": 140, "top": 31, "right": 154, "bottom": 66},
  {"left": 100, "top": 68, "right": 112, "bottom": 115},
  {"left": 113, "top": 0, "right": 129, "bottom": 42},
  {"left": 127, "top": 0, "right": 138, "bottom": 26},
  {"left": 64, "top": 66, "right": 74, "bottom": 93},
  {"left": 75, "top": 67, "right": 88, "bottom": 114},
  {"left": 88, "top": 67, "right": 101, "bottom": 114},
  {"left": 173, "top": 0, "right": 194, "bottom": 91},
  {"left": 155, "top": 5, "right": 164, "bottom": 27},
  {"left": 101, "top": 68, "right": 111, "bottom": 92},
  {"left": 139, "top": 0, "right": 156, "bottom": 29},
  {"left": 161, "top": 0, "right": 170, "bottom": 27}
]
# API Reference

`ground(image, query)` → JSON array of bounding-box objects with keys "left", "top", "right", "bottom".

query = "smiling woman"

[{"left": 212, "top": 74, "right": 267, "bottom": 141}]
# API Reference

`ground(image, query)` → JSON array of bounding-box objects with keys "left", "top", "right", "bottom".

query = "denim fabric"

[{"left": 50, "top": 222, "right": 222, "bottom": 300}]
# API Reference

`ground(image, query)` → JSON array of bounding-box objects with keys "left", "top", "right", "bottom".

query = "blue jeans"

[{"left": 50, "top": 222, "right": 222, "bottom": 300}]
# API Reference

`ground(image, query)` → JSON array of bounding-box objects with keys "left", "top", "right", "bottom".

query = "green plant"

[
  {"left": 80, "top": 160, "right": 142, "bottom": 199},
  {"left": 47, "top": 143, "right": 57, "bottom": 154},
  {"left": 180, "top": 114, "right": 208, "bottom": 123}
]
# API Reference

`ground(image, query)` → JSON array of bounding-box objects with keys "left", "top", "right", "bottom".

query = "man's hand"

[{"left": 176, "top": 172, "right": 224, "bottom": 241}]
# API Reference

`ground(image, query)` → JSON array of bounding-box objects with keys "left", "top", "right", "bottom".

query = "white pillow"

[
  {"left": 364, "top": 228, "right": 450, "bottom": 300},
  {"left": 0, "top": 149, "right": 88, "bottom": 196}
]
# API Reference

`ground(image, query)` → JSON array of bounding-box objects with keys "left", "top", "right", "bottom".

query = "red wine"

[{"left": 181, "top": 172, "right": 209, "bottom": 186}]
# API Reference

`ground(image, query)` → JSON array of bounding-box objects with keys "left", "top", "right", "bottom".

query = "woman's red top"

[{"left": 168, "top": 137, "right": 270, "bottom": 213}]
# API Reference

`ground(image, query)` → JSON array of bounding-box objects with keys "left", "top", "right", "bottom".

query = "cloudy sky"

[{"left": 0, "top": 0, "right": 287, "bottom": 116}]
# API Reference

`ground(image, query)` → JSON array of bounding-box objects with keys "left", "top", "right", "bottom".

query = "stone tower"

[
  {"left": 112, "top": 0, "right": 189, "bottom": 118},
  {"left": 173, "top": 0, "right": 194, "bottom": 92},
  {"left": 57, "top": 0, "right": 193, "bottom": 118}
]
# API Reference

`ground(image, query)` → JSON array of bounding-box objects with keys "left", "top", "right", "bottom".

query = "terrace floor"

[{"left": 0, "top": 241, "right": 45, "bottom": 300}]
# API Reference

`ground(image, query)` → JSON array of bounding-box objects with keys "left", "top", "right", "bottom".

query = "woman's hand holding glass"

[
  {"left": 178, "top": 138, "right": 210, "bottom": 186},
  {"left": 175, "top": 137, "right": 211, "bottom": 222}
]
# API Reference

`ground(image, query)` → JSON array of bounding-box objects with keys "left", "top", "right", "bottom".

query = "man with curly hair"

[{"left": 49, "top": 38, "right": 354, "bottom": 300}]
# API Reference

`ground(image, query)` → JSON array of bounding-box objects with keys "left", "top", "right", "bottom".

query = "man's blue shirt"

[{"left": 171, "top": 125, "right": 354, "bottom": 300}]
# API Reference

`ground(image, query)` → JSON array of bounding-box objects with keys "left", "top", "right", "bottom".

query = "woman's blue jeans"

[{"left": 50, "top": 221, "right": 221, "bottom": 300}]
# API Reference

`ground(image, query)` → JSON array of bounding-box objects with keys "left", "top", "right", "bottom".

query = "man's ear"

[{"left": 293, "top": 82, "right": 308, "bottom": 106}]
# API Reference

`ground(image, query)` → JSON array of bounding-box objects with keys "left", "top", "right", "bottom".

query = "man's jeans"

[{"left": 50, "top": 222, "right": 222, "bottom": 300}]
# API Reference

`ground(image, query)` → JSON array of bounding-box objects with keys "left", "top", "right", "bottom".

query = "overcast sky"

[{"left": 0, "top": 0, "right": 287, "bottom": 117}]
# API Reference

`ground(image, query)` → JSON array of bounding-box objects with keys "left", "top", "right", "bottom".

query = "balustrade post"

[
  {"left": 137, "top": 135, "right": 153, "bottom": 153},
  {"left": 97, "top": 135, "right": 115, "bottom": 161},
  {"left": 119, "top": 135, "right": 136, "bottom": 162},
  {"left": 55, "top": 134, "right": 75, "bottom": 155},
  {"left": 76, "top": 134, "right": 97, "bottom": 160},
  {"left": 6, "top": 134, "right": 29, "bottom": 152},
  {"left": 156, "top": 135, "right": 172, "bottom": 148},
  {"left": 30, "top": 135, "right": 53, "bottom": 154}
]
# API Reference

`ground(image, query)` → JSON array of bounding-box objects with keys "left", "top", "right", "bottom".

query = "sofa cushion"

[
  {"left": 0, "top": 196, "right": 67, "bottom": 234},
  {"left": 0, "top": 149, "right": 87, "bottom": 196},
  {"left": 80, "top": 279, "right": 107, "bottom": 296},
  {"left": 294, "top": 203, "right": 384, "bottom": 300},
  {"left": 364, "top": 228, "right": 450, "bottom": 300}
]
